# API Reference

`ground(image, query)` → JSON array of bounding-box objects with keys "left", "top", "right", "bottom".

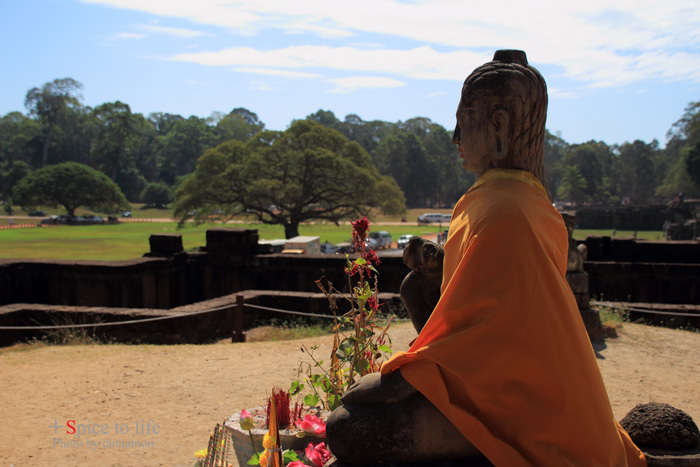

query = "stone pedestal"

[{"left": 147, "top": 234, "right": 184, "bottom": 256}]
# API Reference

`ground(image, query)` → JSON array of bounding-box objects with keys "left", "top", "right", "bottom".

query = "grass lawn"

[
  {"left": 1, "top": 202, "right": 664, "bottom": 261},
  {"left": 0, "top": 221, "right": 449, "bottom": 261},
  {"left": 573, "top": 229, "right": 664, "bottom": 241}
]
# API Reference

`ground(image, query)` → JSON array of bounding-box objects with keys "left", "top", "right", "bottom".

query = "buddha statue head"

[{"left": 453, "top": 49, "right": 548, "bottom": 185}]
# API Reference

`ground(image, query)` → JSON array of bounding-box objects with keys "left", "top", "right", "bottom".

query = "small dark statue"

[{"left": 400, "top": 236, "right": 444, "bottom": 333}]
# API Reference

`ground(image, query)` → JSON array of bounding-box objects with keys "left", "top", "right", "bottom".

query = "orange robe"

[{"left": 381, "top": 169, "right": 646, "bottom": 466}]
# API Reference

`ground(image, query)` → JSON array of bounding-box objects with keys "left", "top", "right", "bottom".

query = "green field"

[
  {"left": 0, "top": 221, "right": 450, "bottom": 261},
  {"left": 1, "top": 203, "right": 664, "bottom": 261},
  {"left": 0, "top": 220, "right": 664, "bottom": 261}
]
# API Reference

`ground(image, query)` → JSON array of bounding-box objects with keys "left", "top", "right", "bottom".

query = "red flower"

[
  {"left": 363, "top": 248, "right": 380, "bottom": 266},
  {"left": 286, "top": 461, "right": 313, "bottom": 467},
  {"left": 351, "top": 217, "right": 370, "bottom": 248},
  {"left": 295, "top": 414, "right": 326, "bottom": 437},
  {"left": 367, "top": 295, "right": 381, "bottom": 311},
  {"left": 304, "top": 442, "right": 332, "bottom": 467}
]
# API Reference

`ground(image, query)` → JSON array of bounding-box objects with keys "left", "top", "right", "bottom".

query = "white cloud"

[
  {"left": 328, "top": 76, "right": 406, "bottom": 94},
  {"left": 139, "top": 25, "right": 212, "bottom": 38},
  {"left": 170, "top": 45, "right": 488, "bottom": 81},
  {"left": 234, "top": 67, "right": 320, "bottom": 78},
  {"left": 547, "top": 87, "right": 580, "bottom": 99},
  {"left": 113, "top": 32, "right": 145, "bottom": 39},
  {"left": 250, "top": 80, "right": 274, "bottom": 91},
  {"left": 83, "top": 0, "right": 700, "bottom": 88},
  {"left": 427, "top": 91, "right": 445, "bottom": 98}
]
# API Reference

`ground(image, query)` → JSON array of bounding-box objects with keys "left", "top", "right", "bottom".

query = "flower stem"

[{"left": 247, "top": 430, "right": 259, "bottom": 458}]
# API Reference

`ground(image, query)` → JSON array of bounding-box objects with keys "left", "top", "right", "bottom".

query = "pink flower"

[
  {"left": 295, "top": 414, "right": 326, "bottom": 437},
  {"left": 286, "top": 461, "right": 312, "bottom": 467},
  {"left": 239, "top": 409, "right": 255, "bottom": 431},
  {"left": 305, "top": 442, "right": 332, "bottom": 467}
]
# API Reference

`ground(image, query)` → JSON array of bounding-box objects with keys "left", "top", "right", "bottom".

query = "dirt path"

[{"left": 1, "top": 322, "right": 698, "bottom": 467}]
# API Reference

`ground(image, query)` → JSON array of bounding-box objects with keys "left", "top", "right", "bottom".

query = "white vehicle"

[
  {"left": 417, "top": 213, "right": 451, "bottom": 224},
  {"left": 368, "top": 231, "right": 392, "bottom": 249}
]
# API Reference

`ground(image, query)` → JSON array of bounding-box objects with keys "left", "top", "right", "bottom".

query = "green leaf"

[
  {"left": 304, "top": 394, "right": 320, "bottom": 406},
  {"left": 247, "top": 453, "right": 260, "bottom": 465},
  {"left": 321, "top": 377, "right": 334, "bottom": 393},
  {"left": 354, "top": 258, "right": 367, "bottom": 266},
  {"left": 357, "top": 282, "right": 372, "bottom": 301},
  {"left": 378, "top": 344, "right": 392, "bottom": 354},
  {"left": 309, "top": 374, "right": 323, "bottom": 386},
  {"left": 289, "top": 380, "right": 304, "bottom": 396},
  {"left": 283, "top": 449, "right": 300, "bottom": 463},
  {"left": 327, "top": 394, "right": 342, "bottom": 411}
]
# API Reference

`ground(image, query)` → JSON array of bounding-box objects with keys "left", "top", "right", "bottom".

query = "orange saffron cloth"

[{"left": 381, "top": 169, "right": 646, "bottom": 466}]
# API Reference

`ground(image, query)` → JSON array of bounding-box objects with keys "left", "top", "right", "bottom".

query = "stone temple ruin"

[{"left": 1, "top": 219, "right": 700, "bottom": 346}]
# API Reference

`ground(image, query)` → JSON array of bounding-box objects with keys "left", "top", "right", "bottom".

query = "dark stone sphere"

[{"left": 620, "top": 402, "right": 700, "bottom": 450}]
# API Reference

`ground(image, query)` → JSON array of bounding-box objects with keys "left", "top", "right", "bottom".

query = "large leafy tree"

[
  {"left": 174, "top": 120, "right": 406, "bottom": 238},
  {"left": 12, "top": 162, "right": 129, "bottom": 217},
  {"left": 91, "top": 101, "right": 142, "bottom": 180},
  {"left": 25, "top": 78, "right": 83, "bottom": 167}
]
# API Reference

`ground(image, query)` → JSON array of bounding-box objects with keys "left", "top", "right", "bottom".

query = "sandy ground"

[{"left": 1, "top": 321, "right": 699, "bottom": 467}]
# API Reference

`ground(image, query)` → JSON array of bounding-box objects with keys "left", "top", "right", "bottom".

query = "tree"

[
  {"left": 613, "top": 140, "right": 657, "bottom": 203},
  {"left": 374, "top": 130, "right": 432, "bottom": 207},
  {"left": 25, "top": 78, "right": 83, "bottom": 167},
  {"left": 0, "top": 112, "right": 41, "bottom": 167},
  {"left": 557, "top": 166, "right": 588, "bottom": 204},
  {"left": 141, "top": 182, "right": 172, "bottom": 208},
  {"left": 12, "top": 162, "right": 129, "bottom": 217},
  {"left": 562, "top": 144, "right": 602, "bottom": 202},
  {"left": 159, "top": 116, "right": 216, "bottom": 184},
  {"left": 214, "top": 108, "right": 265, "bottom": 144},
  {"left": 174, "top": 120, "right": 406, "bottom": 238},
  {"left": 1, "top": 160, "right": 30, "bottom": 199},
  {"left": 685, "top": 143, "right": 700, "bottom": 189},
  {"left": 656, "top": 147, "right": 699, "bottom": 198},
  {"left": 91, "top": 101, "right": 142, "bottom": 181}
]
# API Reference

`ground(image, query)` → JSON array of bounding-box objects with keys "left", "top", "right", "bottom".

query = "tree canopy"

[
  {"left": 25, "top": 78, "right": 83, "bottom": 167},
  {"left": 13, "top": 162, "right": 129, "bottom": 217},
  {"left": 6, "top": 78, "right": 700, "bottom": 211},
  {"left": 174, "top": 120, "right": 406, "bottom": 238},
  {"left": 141, "top": 182, "right": 172, "bottom": 209}
]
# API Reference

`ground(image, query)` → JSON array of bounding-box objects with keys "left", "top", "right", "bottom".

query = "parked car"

[
  {"left": 397, "top": 234, "right": 414, "bottom": 249},
  {"left": 335, "top": 242, "right": 355, "bottom": 254},
  {"left": 121, "top": 211, "right": 132, "bottom": 218},
  {"left": 28, "top": 210, "right": 46, "bottom": 217},
  {"left": 320, "top": 242, "right": 338, "bottom": 254},
  {"left": 417, "top": 213, "right": 451, "bottom": 224},
  {"left": 84, "top": 215, "right": 105, "bottom": 224},
  {"left": 369, "top": 231, "right": 392, "bottom": 249}
]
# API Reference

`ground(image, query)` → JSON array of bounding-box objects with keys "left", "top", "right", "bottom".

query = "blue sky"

[{"left": 1, "top": 0, "right": 700, "bottom": 147}]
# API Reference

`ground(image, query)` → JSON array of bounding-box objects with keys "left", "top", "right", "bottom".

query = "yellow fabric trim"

[{"left": 469, "top": 168, "right": 547, "bottom": 196}]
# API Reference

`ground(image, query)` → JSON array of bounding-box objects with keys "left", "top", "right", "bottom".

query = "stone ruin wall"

[{"left": 1, "top": 228, "right": 699, "bottom": 345}]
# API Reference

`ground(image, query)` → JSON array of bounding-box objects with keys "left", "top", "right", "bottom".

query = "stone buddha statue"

[{"left": 326, "top": 50, "right": 548, "bottom": 465}]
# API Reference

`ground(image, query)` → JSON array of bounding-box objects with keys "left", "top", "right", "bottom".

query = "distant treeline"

[{"left": 2, "top": 77, "right": 700, "bottom": 208}]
